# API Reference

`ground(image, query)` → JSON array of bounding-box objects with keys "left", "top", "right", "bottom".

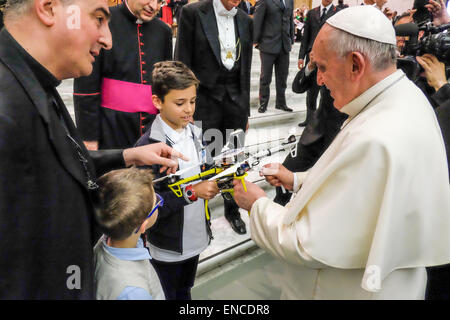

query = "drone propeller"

[
  {"left": 152, "top": 161, "right": 204, "bottom": 183},
  {"left": 208, "top": 162, "right": 244, "bottom": 181},
  {"left": 208, "top": 136, "right": 298, "bottom": 181}
]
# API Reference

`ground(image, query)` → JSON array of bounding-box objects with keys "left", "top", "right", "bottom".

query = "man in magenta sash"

[{"left": 74, "top": 0, "right": 172, "bottom": 150}]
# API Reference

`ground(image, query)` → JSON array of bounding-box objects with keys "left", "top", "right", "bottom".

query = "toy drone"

[{"left": 153, "top": 132, "right": 298, "bottom": 219}]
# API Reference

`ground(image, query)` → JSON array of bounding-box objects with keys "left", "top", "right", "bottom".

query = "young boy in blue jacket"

[{"left": 135, "top": 61, "right": 220, "bottom": 300}]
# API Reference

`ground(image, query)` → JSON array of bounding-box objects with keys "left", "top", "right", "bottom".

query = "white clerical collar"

[
  {"left": 340, "top": 69, "right": 405, "bottom": 120},
  {"left": 157, "top": 114, "right": 191, "bottom": 145},
  {"left": 124, "top": 0, "right": 145, "bottom": 24},
  {"left": 213, "top": 0, "right": 237, "bottom": 18}
]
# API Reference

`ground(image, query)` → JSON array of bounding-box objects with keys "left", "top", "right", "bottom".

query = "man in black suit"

[
  {"left": 175, "top": 0, "right": 253, "bottom": 235},
  {"left": 298, "top": 0, "right": 337, "bottom": 126},
  {"left": 253, "top": 0, "right": 295, "bottom": 113}
]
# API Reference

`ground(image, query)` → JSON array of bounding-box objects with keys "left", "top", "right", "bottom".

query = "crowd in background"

[{"left": 0, "top": 0, "right": 450, "bottom": 299}]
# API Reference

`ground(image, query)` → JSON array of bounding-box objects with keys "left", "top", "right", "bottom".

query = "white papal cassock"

[{"left": 250, "top": 70, "right": 450, "bottom": 299}]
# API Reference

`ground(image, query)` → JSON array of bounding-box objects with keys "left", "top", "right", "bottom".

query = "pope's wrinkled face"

[
  {"left": 220, "top": 0, "right": 241, "bottom": 11},
  {"left": 127, "top": 0, "right": 163, "bottom": 22},
  {"left": 312, "top": 25, "right": 352, "bottom": 110},
  {"left": 55, "top": 0, "right": 112, "bottom": 79}
]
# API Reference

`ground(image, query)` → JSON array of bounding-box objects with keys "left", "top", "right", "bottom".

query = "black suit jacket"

[
  {"left": 169, "top": 0, "right": 188, "bottom": 22},
  {"left": 0, "top": 29, "right": 124, "bottom": 299},
  {"left": 433, "top": 84, "right": 450, "bottom": 181},
  {"left": 253, "top": 0, "right": 295, "bottom": 54},
  {"left": 175, "top": 0, "right": 253, "bottom": 114},
  {"left": 292, "top": 66, "right": 347, "bottom": 147},
  {"left": 298, "top": 5, "right": 338, "bottom": 60}
]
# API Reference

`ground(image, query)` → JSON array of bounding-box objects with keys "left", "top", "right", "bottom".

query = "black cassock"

[
  {"left": 0, "top": 29, "right": 125, "bottom": 299},
  {"left": 74, "top": 3, "right": 173, "bottom": 149}
]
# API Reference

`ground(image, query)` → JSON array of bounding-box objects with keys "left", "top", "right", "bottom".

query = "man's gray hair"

[
  {"left": 327, "top": 26, "right": 397, "bottom": 71},
  {"left": 5, "top": 0, "right": 73, "bottom": 18},
  {"left": 5, "top": 0, "right": 33, "bottom": 16}
]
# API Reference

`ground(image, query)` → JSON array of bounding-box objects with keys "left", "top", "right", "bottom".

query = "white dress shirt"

[
  {"left": 213, "top": 0, "right": 238, "bottom": 70},
  {"left": 320, "top": 2, "right": 333, "bottom": 17}
]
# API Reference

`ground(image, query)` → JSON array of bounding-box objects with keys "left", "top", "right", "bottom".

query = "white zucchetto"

[{"left": 326, "top": 5, "right": 396, "bottom": 45}]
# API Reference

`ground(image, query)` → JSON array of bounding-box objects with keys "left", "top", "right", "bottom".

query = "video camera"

[{"left": 395, "top": 21, "right": 450, "bottom": 82}]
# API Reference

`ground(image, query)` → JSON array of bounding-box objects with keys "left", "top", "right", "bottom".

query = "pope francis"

[{"left": 233, "top": 5, "right": 450, "bottom": 300}]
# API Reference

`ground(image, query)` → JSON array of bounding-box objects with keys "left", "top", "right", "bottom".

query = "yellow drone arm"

[{"left": 167, "top": 167, "right": 225, "bottom": 198}]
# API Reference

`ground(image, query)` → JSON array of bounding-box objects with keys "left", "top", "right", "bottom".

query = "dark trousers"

[
  {"left": 305, "top": 83, "right": 320, "bottom": 123},
  {"left": 195, "top": 87, "right": 248, "bottom": 219},
  {"left": 195, "top": 87, "right": 247, "bottom": 153},
  {"left": 273, "top": 140, "right": 323, "bottom": 205},
  {"left": 259, "top": 50, "right": 290, "bottom": 108},
  {"left": 304, "top": 83, "right": 320, "bottom": 124},
  {"left": 426, "top": 264, "right": 450, "bottom": 300},
  {"left": 303, "top": 54, "right": 320, "bottom": 125},
  {"left": 151, "top": 255, "right": 200, "bottom": 300}
]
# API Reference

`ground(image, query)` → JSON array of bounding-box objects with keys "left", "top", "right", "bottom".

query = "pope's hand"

[
  {"left": 260, "top": 163, "right": 294, "bottom": 191},
  {"left": 233, "top": 179, "right": 266, "bottom": 212},
  {"left": 123, "top": 142, "right": 189, "bottom": 174}
]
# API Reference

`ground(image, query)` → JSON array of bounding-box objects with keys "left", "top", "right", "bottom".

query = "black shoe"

[
  {"left": 275, "top": 105, "right": 293, "bottom": 112},
  {"left": 298, "top": 120, "right": 308, "bottom": 127},
  {"left": 258, "top": 105, "right": 267, "bottom": 113},
  {"left": 225, "top": 215, "right": 247, "bottom": 235}
]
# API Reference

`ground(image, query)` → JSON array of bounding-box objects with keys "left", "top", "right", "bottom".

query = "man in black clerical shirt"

[{"left": 0, "top": 0, "right": 182, "bottom": 299}]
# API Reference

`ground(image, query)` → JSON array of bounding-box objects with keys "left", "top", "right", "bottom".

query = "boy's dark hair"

[
  {"left": 152, "top": 61, "right": 200, "bottom": 102},
  {"left": 92, "top": 167, "right": 155, "bottom": 240}
]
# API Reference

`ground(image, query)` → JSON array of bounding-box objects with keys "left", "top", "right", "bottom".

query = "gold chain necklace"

[{"left": 218, "top": 35, "right": 242, "bottom": 62}]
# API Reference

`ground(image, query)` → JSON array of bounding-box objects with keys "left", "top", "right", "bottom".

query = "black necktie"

[
  {"left": 321, "top": 7, "right": 327, "bottom": 21},
  {"left": 280, "top": 0, "right": 285, "bottom": 10}
]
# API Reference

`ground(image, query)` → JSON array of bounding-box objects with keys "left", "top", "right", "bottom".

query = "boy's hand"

[{"left": 193, "top": 181, "right": 219, "bottom": 200}]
